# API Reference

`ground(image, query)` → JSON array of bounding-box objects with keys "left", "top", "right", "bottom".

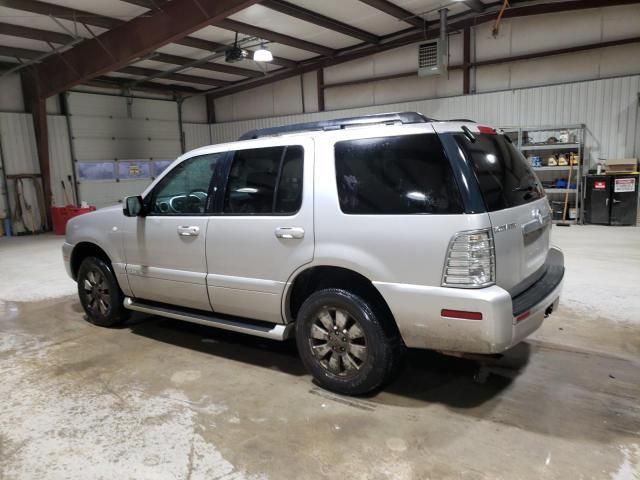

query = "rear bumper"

[{"left": 374, "top": 247, "right": 564, "bottom": 354}]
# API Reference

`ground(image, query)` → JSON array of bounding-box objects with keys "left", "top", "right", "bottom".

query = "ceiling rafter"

[
  {"left": 121, "top": 0, "right": 338, "bottom": 55},
  {"left": 0, "top": 44, "right": 230, "bottom": 88},
  {"left": 206, "top": 0, "right": 640, "bottom": 99},
  {"left": 356, "top": 0, "right": 426, "bottom": 28},
  {"left": 463, "top": 0, "right": 486, "bottom": 13},
  {"left": 260, "top": 0, "right": 380, "bottom": 44},
  {"left": 0, "top": 45, "right": 219, "bottom": 91},
  {"left": 217, "top": 19, "right": 335, "bottom": 56},
  {"left": 0, "top": 22, "right": 266, "bottom": 79},
  {"left": 23, "top": 0, "right": 263, "bottom": 97},
  {"left": 120, "top": 66, "right": 230, "bottom": 87},
  {"left": 0, "top": 0, "right": 296, "bottom": 68}
]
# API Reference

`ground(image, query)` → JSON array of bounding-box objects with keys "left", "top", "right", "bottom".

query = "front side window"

[
  {"left": 223, "top": 145, "right": 304, "bottom": 215},
  {"left": 148, "top": 153, "right": 223, "bottom": 215},
  {"left": 334, "top": 134, "right": 464, "bottom": 214}
]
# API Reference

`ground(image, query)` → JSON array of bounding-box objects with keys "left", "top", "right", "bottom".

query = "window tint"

[
  {"left": 224, "top": 146, "right": 303, "bottom": 215},
  {"left": 148, "top": 153, "right": 222, "bottom": 215},
  {"left": 334, "top": 134, "right": 463, "bottom": 215},
  {"left": 453, "top": 133, "right": 544, "bottom": 211}
]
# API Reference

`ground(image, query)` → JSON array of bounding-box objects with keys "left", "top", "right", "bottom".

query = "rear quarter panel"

[{"left": 311, "top": 126, "right": 492, "bottom": 287}]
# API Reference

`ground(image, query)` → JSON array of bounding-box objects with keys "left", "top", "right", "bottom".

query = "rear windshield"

[{"left": 453, "top": 132, "right": 544, "bottom": 211}]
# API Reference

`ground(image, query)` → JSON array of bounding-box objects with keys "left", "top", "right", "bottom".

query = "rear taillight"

[{"left": 442, "top": 229, "right": 495, "bottom": 288}]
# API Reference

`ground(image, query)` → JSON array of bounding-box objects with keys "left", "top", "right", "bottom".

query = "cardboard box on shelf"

[{"left": 606, "top": 158, "right": 638, "bottom": 174}]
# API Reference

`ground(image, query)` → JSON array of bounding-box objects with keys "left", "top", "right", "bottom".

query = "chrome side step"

[{"left": 124, "top": 297, "right": 294, "bottom": 341}]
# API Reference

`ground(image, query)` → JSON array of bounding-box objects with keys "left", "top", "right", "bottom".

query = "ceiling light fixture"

[{"left": 253, "top": 42, "right": 273, "bottom": 62}]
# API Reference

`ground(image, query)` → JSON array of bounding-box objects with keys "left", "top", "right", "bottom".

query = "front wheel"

[
  {"left": 77, "top": 256, "right": 129, "bottom": 327},
  {"left": 296, "top": 288, "right": 403, "bottom": 395}
]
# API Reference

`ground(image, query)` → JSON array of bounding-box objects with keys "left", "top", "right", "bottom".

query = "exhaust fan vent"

[{"left": 418, "top": 40, "right": 445, "bottom": 77}]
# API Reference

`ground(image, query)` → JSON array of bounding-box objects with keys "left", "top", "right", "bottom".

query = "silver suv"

[{"left": 63, "top": 112, "right": 564, "bottom": 395}]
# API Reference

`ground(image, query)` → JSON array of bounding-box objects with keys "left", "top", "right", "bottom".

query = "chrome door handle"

[
  {"left": 612, "top": 198, "right": 622, "bottom": 204},
  {"left": 275, "top": 227, "right": 304, "bottom": 239},
  {"left": 177, "top": 225, "right": 200, "bottom": 236}
]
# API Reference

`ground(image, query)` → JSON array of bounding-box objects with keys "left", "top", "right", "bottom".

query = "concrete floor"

[{"left": 0, "top": 226, "right": 639, "bottom": 479}]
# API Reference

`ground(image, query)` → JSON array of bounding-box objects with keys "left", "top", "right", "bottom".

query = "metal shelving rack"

[{"left": 501, "top": 124, "right": 585, "bottom": 224}]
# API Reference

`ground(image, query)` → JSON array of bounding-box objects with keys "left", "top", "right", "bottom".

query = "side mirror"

[{"left": 123, "top": 195, "right": 144, "bottom": 217}]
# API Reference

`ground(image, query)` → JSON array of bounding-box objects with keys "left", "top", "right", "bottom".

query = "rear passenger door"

[{"left": 206, "top": 139, "right": 314, "bottom": 323}]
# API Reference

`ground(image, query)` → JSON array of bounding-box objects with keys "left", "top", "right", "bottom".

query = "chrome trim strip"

[{"left": 123, "top": 297, "right": 294, "bottom": 341}]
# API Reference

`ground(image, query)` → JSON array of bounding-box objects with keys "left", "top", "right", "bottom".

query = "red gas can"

[{"left": 51, "top": 205, "right": 97, "bottom": 235}]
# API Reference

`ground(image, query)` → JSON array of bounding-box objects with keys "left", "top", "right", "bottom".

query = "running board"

[{"left": 124, "top": 297, "right": 294, "bottom": 341}]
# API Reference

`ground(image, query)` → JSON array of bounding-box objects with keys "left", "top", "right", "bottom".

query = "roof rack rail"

[{"left": 238, "top": 111, "right": 434, "bottom": 140}]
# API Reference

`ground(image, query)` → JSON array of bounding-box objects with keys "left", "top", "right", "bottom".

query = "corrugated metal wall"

[
  {"left": 0, "top": 113, "right": 43, "bottom": 233},
  {"left": 48, "top": 116, "right": 74, "bottom": 207},
  {"left": 183, "top": 123, "right": 212, "bottom": 151},
  {"left": 210, "top": 75, "right": 640, "bottom": 166}
]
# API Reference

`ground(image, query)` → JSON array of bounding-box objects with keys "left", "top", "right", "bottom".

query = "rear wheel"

[
  {"left": 77, "top": 256, "right": 129, "bottom": 327},
  {"left": 296, "top": 288, "right": 403, "bottom": 395}
]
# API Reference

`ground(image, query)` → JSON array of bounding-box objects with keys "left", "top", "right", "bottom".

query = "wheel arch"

[
  {"left": 284, "top": 265, "right": 400, "bottom": 337},
  {"left": 70, "top": 242, "right": 113, "bottom": 281}
]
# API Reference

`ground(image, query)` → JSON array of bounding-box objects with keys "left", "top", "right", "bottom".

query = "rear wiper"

[
  {"left": 513, "top": 184, "right": 534, "bottom": 192},
  {"left": 461, "top": 125, "right": 477, "bottom": 142}
]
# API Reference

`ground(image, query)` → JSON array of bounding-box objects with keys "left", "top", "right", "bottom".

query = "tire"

[
  {"left": 296, "top": 288, "right": 403, "bottom": 395},
  {"left": 77, "top": 256, "right": 129, "bottom": 327}
]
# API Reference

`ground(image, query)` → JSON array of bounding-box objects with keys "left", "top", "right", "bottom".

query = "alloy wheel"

[
  {"left": 82, "top": 269, "right": 110, "bottom": 315},
  {"left": 309, "top": 307, "right": 368, "bottom": 377}
]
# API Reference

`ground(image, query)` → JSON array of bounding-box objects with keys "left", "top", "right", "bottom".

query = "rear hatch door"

[{"left": 444, "top": 126, "right": 552, "bottom": 295}]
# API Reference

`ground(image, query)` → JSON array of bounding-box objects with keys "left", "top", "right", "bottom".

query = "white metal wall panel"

[
  {"left": 70, "top": 116, "right": 180, "bottom": 141},
  {"left": 72, "top": 138, "right": 180, "bottom": 161},
  {"left": 132, "top": 98, "right": 178, "bottom": 121},
  {"left": 183, "top": 123, "right": 212, "bottom": 152},
  {"left": 0, "top": 113, "right": 39, "bottom": 174},
  {"left": 67, "top": 92, "right": 180, "bottom": 121},
  {"left": 67, "top": 93, "right": 182, "bottom": 208},
  {"left": 68, "top": 92, "right": 128, "bottom": 117},
  {"left": 181, "top": 96, "right": 207, "bottom": 123},
  {"left": 210, "top": 75, "right": 640, "bottom": 166},
  {"left": 78, "top": 180, "right": 150, "bottom": 209},
  {"left": 47, "top": 115, "right": 74, "bottom": 207},
  {"left": 0, "top": 113, "right": 42, "bottom": 232}
]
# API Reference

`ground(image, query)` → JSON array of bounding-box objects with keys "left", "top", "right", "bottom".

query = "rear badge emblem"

[{"left": 493, "top": 223, "right": 517, "bottom": 233}]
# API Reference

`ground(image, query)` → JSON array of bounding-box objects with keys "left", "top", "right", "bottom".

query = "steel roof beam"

[
  {"left": 0, "top": 22, "right": 267, "bottom": 79},
  {"left": 206, "top": 0, "right": 640, "bottom": 99},
  {"left": 0, "top": 42, "right": 229, "bottom": 90},
  {"left": 26, "top": 0, "right": 261, "bottom": 97},
  {"left": 120, "top": 66, "right": 230, "bottom": 87},
  {"left": 357, "top": 0, "right": 426, "bottom": 28},
  {"left": 1, "top": 0, "right": 296, "bottom": 70},
  {"left": 216, "top": 19, "right": 335, "bottom": 56},
  {"left": 261, "top": 0, "right": 380, "bottom": 44},
  {"left": 463, "top": 0, "right": 486, "bottom": 13}
]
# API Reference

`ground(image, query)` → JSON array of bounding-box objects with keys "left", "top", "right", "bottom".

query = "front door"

[
  {"left": 206, "top": 139, "right": 314, "bottom": 323},
  {"left": 123, "top": 152, "right": 223, "bottom": 310}
]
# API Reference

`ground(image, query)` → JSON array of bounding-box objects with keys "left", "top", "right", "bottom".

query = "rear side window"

[
  {"left": 224, "top": 145, "right": 303, "bottom": 215},
  {"left": 334, "top": 134, "right": 463, "bottom": 215},
  {"left": 454, "top": 133, "right": 544, "bottom": 211}
]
